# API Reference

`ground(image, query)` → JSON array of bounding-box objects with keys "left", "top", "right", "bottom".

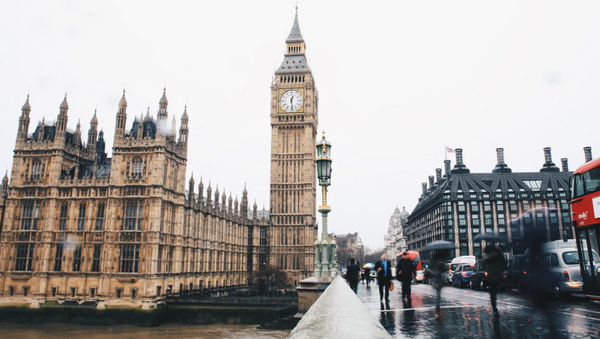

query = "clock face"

[{"left": 280, "top": 90, "right": 303, "bottom": 112}]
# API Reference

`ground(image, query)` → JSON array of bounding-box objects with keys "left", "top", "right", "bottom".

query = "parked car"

[
  {"left": 502, "top": 254, "right": 531, "bottom": 291},
  {"left": 452, "top": 263, "right": 475, "bottom": 288},
  {"left": 447, "top": 256, "right": 476, "bottom": 285},
  {"left": 413, "top": 270, "right": 425, "bottom": 284},
  {"left": 469, "top": 259, "right": 488, "bottom": 290},
  {"left": 535, "top": 240, "right": 585, "bottom": 296}
]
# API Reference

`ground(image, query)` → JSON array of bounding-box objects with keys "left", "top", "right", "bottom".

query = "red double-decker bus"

[{"left": 571, "top": 157, "right": 600, "bottom": 299}]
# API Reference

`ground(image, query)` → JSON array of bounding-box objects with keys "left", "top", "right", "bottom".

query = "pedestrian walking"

[
  {"left": 429, "top": 249, "right": 448, "bottom": 317},
  {"left": 364, "top": 266, "right": 371, "bottom": 287},
  {"left": 345, "top": 258, "right": 360, "bottom": 294},
  {"left": 483, "top": 243, "right": 506, "bottom": 317},
  {"left": 396, "top": 252, "right": 416, "bottom": 305},
  {"left": 374, "top": 253, "right": 393, "bottom": 303}
]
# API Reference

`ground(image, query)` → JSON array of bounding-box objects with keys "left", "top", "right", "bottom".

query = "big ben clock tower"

[{"left": 269, "top": 8, "right": 318, "bottom": 284}]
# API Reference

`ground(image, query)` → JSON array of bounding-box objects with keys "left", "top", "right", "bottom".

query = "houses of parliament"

[{"left": 0, "top": 10, "right": 319, "bottom": 308}]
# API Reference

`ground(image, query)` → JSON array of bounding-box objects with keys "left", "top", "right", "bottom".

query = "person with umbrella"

[
  {"left": 422, "top": 240, "right": 456, "bottom": 315},
  {"left": 475, "top": 233, "right": 507, "bottom": 318},
  {"left": 363, "top": 263, "right": 372, "bottom": 287},
  {"left": 429, "top": 249, "right": 449, "bottom": 316}
]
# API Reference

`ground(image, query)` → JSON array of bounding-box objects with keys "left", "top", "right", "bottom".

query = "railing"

[{"left": 288, "top": 276, "right": 392, "bottom": 339}]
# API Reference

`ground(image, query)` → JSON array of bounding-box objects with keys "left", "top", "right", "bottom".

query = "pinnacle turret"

[
  {"left": 1, "top": 171, "right": 8, "bottom": 195},
  {"left": 118, "top": 89, "right": 127, "bottom": 111},
  {"left": 60, "top": 93, "right": 69, "bottom": 110},
  {"left": 22, "top": 94, "right": 31, "bottom": 112},
  {"left": 158, "top": 88, "right": 168, "bottom": 124},
  {"left": 160, "top": 87, "right": 168, "bottom": 105}
]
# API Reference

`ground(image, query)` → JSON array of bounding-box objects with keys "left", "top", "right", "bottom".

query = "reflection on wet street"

[
  {"left": 358, "top": 280, "right": 600, "bottom": 338},
  {"left": 0, "top": 322, "right": 290, "bottom": 339}
]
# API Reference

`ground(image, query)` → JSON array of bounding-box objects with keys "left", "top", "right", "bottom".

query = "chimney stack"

[
  {"left": 451, "top": 148, "right": 470, "bottom": 174},
  {"left": 429, "top": 176, "right": 435, "bottom": 190},
  {"left": 496, "top": 148, "right": 505, "bottom": 164},
  {"left": 456, "top": 148, "right": 464, "bottom": 165},
  {"left": 561, "top": 158, "right": 569, "bottom": 172},
  {"left": 492, "top": 148, "right": 512, "bottom": 173},
  {"left": 422, "top": 182, "right": 428, "bottom": 196},
  {"left": 540, "top": 147, "right": 559, "bottom": 172},
  {"left": 435, "top": 168, "right": 442, "bottom": 183},
  {"left": 544, "top": 147, "right": 552, "bottom": 164},
  {"left": 444, "top": 160, "right": 451, "bottom": 177},
  {"left": 584, "top": 147, "right": 593, "bottom": 162}
]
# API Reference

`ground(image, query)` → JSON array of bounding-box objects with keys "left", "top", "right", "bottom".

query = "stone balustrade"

[{"left": 288, "top": 276, "right": 391, "bottom": 339}]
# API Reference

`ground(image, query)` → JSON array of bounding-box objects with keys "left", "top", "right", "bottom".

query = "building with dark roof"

[{"left": 406, "top": 147, "right": 584, "bottom": 263}]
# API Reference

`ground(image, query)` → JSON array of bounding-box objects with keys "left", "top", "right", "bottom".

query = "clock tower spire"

[{"left": 269, "top": 8, "right": 319, "bottom": 284}]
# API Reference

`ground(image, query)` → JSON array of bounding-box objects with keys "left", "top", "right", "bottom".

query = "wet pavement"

[{"left": 357, "top": 280, "right": 600, "bottom": 338}]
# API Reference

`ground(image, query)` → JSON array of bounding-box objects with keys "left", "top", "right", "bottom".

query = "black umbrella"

[
  {"left": 422, "top": 240, "right": 456, "bottom": 252},
  {"left": 474, "top": 233, "right": 507, "bottom": 243}
]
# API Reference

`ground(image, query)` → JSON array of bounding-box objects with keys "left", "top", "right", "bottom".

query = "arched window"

[
  {"left": 31, "top": 160, "right": 42, "bottom": 180},
  {"left": 132, "top": 157, "right": 143, "bottom": 177}
]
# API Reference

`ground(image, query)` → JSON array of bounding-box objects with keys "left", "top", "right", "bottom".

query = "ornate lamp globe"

[{"left": 316, "top": 132, "right": 332, "bottom": 186}]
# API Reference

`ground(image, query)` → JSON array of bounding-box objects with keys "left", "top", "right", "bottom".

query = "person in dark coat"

[
  {"left": 374, "top": 253, "right": 393, "bottom": 303},
  {"left": 364, "top": 266, "right": 371, "bottom": 287},
  {"left": 396, "top": 252, "right": 416, "bottom": 304},
  {"left": 483, "top": 244, "right": 506, "bottom": 317},
  {"left": 345, "top": 258, "right": 360, "bottom": 294}
]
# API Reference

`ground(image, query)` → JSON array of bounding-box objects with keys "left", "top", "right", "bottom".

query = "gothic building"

[
  {"left": 384, "top": 207, "right": 408, "bottom": 260},
  {"left": 405, "top": 147, "right": 583, "bottom": 265},
  {"left": 0, "top": 90, "right": 269, "bottom": 308},
  {"left": 0, "top": 9, "right": 318, "bottom": 308},
  {"left": 269, "top": 9, "right": 319, "bottom": 285}
]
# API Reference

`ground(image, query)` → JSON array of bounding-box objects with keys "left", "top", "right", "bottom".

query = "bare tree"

[
  {"left": 250, "top": 266, "right": 289, "bottom": 296},
  {"left": 363, "top": 247, "right": 386, "bottom": 264}
]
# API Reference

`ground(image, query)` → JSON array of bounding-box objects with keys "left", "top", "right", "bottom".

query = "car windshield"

[
  {"left": 451, "top": 264, "right": 459, "bottom": 271},
  {"left": 462, "top": 266, "right": 473, "bottom": 271}
]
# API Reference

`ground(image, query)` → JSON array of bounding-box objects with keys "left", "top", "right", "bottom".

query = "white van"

[
  {"left": 446, "top": 256, "right": 476, "bottom": 285},
  {"left": 525, "top": 239, "right": 582, "bottom": 296}
]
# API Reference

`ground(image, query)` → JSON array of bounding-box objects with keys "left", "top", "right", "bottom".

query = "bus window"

[
  {"left": 572, "top": 174, "right": 585, "bottom": 198},
  {"left": 584, "top": 167, "right": 600, "bottom": 194}
]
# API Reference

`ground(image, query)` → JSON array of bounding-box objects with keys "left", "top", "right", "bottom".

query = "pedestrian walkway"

[{"left": 355, "top": 281, "right": 589, "bottom": 338}]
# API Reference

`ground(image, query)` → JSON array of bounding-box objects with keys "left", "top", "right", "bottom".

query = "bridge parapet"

[{"left": 288, "top": 276, "right": 391, "bottom": 339}]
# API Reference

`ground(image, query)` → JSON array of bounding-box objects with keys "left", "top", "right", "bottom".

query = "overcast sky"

[{"left": 2, "top": 1, "right": 600, "bottom": 250}]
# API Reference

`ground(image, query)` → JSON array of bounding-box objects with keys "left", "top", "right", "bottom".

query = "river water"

[{"left": 0, "top": 323, "right": 291, "bottom": 339}]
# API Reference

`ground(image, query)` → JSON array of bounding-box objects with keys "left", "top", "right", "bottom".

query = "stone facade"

[
  {"left": 269, "top": 10, "right": 319, "bottom": 286},
  {"left": 384, "top": 207, "right": 408, "bottom": 260},
  {"left": 0, "top": 90, "right": 269, "bottom": 308}
]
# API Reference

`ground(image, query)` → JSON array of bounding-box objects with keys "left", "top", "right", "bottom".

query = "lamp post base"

[{"left": 294, "top": 276, "right": 335, "bottom": 319}]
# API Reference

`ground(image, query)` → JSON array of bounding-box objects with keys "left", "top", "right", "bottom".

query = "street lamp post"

[{"left": 315, "top": 132, "right": 335, "bottom": 277}]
